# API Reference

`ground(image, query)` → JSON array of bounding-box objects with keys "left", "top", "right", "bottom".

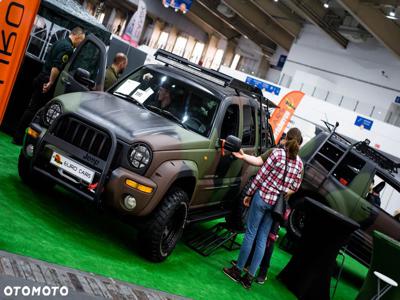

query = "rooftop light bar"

[{"left": 155, "top": 49, "right": 231, "bottom": 87}]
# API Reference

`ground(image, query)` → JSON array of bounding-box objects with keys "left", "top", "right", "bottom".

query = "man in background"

[
  {"left": 104, "top": 53, "right": 128, "bottom": 90},
  {"left": 13, "top": 27, "right": 86, "bottom": 145}
]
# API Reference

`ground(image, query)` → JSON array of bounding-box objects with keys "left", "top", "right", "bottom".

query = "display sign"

[
  {"left": 355, "top": 116, "right": 373, "bottom": 130},
  {"left": 123, "top": 0, "right": 147, "bottom": 47},
  {"left": 269, "top": 91, "right": 305, "bottom": 142},
  {"left": 245, "top": 76, "right": 281, "bottom": 96},
  {"left": 0, "top": 0, "right": 40, "bottom": 124},
  {"left": 395, "top": 96, "right": 400, "bottom": 104}
]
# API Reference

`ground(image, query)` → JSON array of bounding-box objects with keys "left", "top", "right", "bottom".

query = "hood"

[{"left": 56, "top": 92, "right": 210, "bottom": 151}]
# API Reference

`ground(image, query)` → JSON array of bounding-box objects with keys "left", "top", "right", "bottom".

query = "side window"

[
  {"left": 184, "top": 91, "right": 219, "bottom": 137},
  {"left": 332, "top": 153, "right": 366, "bottom": 186},
  {"left": 220, "top": 104, "right": 239, "bottom": 139},
  {"left": 370, "top": 174, "right": 400, "bottom": 214},
  {"left": 69, "top": 42, "right": 101, "bottom": 81},
  {"left": 242, "top": 106, "right": 256, "bottom": 147}
]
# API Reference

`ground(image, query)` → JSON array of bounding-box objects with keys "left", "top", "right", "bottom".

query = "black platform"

[
  {"left": 278, "top": 198, "right": 359, "bottom": 300},
  {"left": 185, "top": 223, "right": 241, "bottom": 257}
]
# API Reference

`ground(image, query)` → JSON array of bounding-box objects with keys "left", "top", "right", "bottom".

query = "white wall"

[{"left": 282, "top": 24, "right": 400, "bottom": 122}]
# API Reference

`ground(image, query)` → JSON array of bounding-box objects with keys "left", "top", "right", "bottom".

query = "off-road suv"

[
  {"left": 286, "top": 122, "right": 400, "bottom": 266},
  {"left": 18, "top": 46, "right": 275, "bottom": 262}
]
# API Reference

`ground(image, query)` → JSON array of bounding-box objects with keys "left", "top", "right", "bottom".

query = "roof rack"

[
  {"left": 321, "top": 121, "right": 399, "bottom": 174},
  {"left": 154, "top": 49, "right": 264, "bottom": 98},
  {"left": 354, "top": 140, "right": 400, "bottom": 174}
]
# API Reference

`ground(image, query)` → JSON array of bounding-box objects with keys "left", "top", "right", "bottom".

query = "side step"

[
  {"left": 187, "top": 209, "right": 231, "bottom": 224},
  {"left": 185, "top": 222, "right": 241, "bottom": 257}
]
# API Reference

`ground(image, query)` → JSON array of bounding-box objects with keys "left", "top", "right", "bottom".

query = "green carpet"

[{"left": 0, "top": 131, "right": 366, "bottom": 299}]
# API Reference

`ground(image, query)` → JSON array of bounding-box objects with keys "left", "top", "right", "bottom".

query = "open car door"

[{"left": 54, "top": 34, "right": 107, "bottom": 97}]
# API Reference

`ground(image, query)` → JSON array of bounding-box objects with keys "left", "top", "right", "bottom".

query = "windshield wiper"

[
  {"left": 146, "top": 105, "right": 188, "bottom": 130},
  {"left": 113, "top": 92, "right": 146, "bottom": 109}
]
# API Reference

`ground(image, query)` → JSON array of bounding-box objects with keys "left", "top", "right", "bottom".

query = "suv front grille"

[{"left": 52, "top": 117, "right": 111, "bottom": 160}]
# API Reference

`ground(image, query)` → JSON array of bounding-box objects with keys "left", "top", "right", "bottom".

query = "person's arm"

[
  {"left": 232, "top": 148, "right": 270, "bottom": 167},
  {"left": 43, "top": 45, "right": 72, "bottom": 93},
  {"left": 287, "top": 163, "right": 304, "bottom": 200},
  {"left": 43, "top": 67, "right": 60, "bottom": 93}
]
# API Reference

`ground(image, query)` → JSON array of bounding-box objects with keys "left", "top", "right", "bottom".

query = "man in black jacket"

[{"left": 13, "top": 27, "right": 85, "bottom": 145}]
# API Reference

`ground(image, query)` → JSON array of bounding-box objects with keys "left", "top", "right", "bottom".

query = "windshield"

[{"left": 111, "top": 68, "right": 220, "bottom": 137}]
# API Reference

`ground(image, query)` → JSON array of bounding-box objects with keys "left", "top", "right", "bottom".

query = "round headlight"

[
  {"left": 128, "top": 143, "right": 152, "bottom": 170},
  {"left": 44, "top": 102, "right": 63, "bottom": 126}
]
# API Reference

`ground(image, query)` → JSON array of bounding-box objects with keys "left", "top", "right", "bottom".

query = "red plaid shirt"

[{"left": 247, "top": 148, "right": 304, "bottom": 205}]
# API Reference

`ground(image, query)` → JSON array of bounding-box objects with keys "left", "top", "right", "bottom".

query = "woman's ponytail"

[
  {"left": 285, "top": 127, "right": 303, "bottom": 159},
  {"left": 286, "top": 139, "right": 300, "bottom": 159}
]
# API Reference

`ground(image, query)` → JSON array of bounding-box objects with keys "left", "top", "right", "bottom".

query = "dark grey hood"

[{"left": 55, "top": 92, "right": 210, "bottom": 150}]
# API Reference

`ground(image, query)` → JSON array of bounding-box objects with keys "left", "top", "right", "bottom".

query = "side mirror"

[
  {"left": 223, "top": 135, "right": 242, "bottom": 153},
  {"left": 74, "top": 68, "right": 95, "bottom": 89}
]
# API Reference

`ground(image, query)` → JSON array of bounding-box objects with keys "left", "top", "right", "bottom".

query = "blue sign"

[
  {"left": 355, "top": 116, "right": 374, "bottom": 130},
  {"left": 395, "top": 96, "right": 400, "bottom": 104},
  {"left": 245, "top": 76, "right": 281, "bottom": 96}
]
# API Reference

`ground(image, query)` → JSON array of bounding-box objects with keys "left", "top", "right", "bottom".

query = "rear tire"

[
  {"left": 287, "top": 202, "right": 306, "bottom": 240},
  {"left": 141, "top": 187, "right": 188, "bottom": 262}
]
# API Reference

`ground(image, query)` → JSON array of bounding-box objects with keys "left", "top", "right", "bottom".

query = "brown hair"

[
  {"left": 70, "top": 27, "right": 85, "bottom": 36},
  {"left": 285, "top": 128, "right": 303, "bottom": 159}
]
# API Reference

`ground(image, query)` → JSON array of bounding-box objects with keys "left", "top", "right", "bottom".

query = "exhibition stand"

[{"left": 278, "top": 198, "right": 360, "bottom": 300}]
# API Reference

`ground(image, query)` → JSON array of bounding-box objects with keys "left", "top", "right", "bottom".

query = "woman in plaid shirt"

[{"left": 223, "top": 128, "right": 304, "bottom": 289}]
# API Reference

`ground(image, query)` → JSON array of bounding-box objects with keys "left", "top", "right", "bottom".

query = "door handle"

[{"left": 61, "top": 77, "right": 71, "bottom": 85}]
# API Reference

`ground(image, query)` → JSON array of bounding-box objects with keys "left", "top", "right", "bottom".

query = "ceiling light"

[
  {"left": 386, "top": 7, "right": 397, "bottom": 19},
  {"left": 323, "top": 0, "right": 330, "bottom": 9},
  {"left": 274, "top": 0, "right": 279, "bottom": 2}
]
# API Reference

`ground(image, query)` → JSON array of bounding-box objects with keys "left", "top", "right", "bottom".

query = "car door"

[
  {"left": 54, "top": 34, "right": 107, "bottom": 97},
  {"left": 190, "top": 99, "right": 244, "bottom": 207}
]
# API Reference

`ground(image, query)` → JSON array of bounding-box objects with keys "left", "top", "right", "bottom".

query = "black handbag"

[{"left": 272, "top": 154, "right": 289, "bottom": 222}]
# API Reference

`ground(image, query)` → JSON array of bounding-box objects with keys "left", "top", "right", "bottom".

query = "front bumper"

[
  {"left": 104, "top": 167, "right": 157, "bottom": 215},
  {"left": 30, "top": 113, "right": 117, "bottom": 203},
  {"left": 24, "top": 114, "right": 157, "bottom": 216}
]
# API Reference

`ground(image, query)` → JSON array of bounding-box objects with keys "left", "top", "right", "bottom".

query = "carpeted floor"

[{"left": 0, "top": 131, "right": 367, "bottom": 299}]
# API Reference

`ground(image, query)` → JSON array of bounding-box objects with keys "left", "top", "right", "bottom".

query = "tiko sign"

[{"left": 0, "top": 0, "right": 40, "bottom": 124}]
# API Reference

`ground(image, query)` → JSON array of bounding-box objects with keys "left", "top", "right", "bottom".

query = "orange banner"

[
  {"left": 269, "top": 90, "right": 305, "bottom": 142},
  {"left": 0, "top": 0, "right": 40, "bottom": 124}
]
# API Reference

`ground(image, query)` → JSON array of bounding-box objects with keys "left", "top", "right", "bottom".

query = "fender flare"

[{"left": 140, "top": 160, "right": 198, "bottom": 215}]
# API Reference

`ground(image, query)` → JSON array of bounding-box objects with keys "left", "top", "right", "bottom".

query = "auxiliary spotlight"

[{"left": 323, "top": 1, "right": 330, "bottom": 9}]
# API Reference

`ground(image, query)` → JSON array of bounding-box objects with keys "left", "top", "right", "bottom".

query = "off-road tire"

[
  {"left": 18, "top": 151, "right": 32, "bottom": 185},
  {"left": 18, "top": 151, "right": 55, "bottom": 190},
  {"left": 287, "top": 201, "right": 306, "bottom": 240},
  {"left": 141, "top": 187, "right": 188, "bottom": 262},
  {"left": 225, "top": 179, "right": 252, "bottom": 232}
]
